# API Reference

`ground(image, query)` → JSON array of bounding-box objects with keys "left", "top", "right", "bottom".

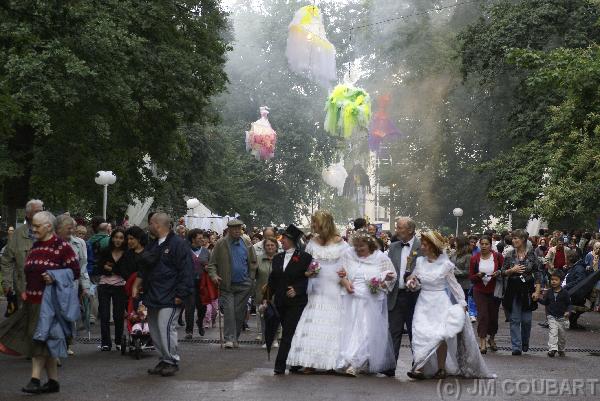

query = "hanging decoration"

[
  {"left": 324, "top": 84, "right": 372, "bottom": 139},
  {"left": 322, "top": 161, "right": 348, "bottom": 196},
  {"left": 368, "top": 94, "right": 402, "bottom": 153},
  {"left": 343, "top": 164, "right": 371, "bottom": 198},
  {"left": 286, "top": 5, "right": 337, "bottom": 87},
  {"left": 245, "top": 106, "right": 277, "bottom": 160}
]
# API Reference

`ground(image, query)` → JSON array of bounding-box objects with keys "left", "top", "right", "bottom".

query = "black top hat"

[{"left": 282, "top": 224, "right": 304, "bottom": 243}]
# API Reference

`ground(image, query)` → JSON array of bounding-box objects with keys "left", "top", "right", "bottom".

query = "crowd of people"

[{"left": 0, "top": 199, "right": 599, "bottom": 394}]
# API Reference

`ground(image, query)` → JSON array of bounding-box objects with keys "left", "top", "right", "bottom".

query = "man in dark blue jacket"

[{"left": 133, "top": 213, "right": 193, "bottom": 377}]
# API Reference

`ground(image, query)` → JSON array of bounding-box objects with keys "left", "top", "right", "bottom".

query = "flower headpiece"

[{"left": 351, "top": 229, "right": 378, "bottom": 247}]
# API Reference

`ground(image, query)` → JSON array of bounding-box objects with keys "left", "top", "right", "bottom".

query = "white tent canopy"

[
  {"left": 184, "top": 199, "right": 232, "bottom": 234},
  {"left": 125, "top": 197, "right": 154, "bottom": 228}
]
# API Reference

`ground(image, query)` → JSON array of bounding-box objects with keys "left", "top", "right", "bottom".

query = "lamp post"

[
  {"left": 95, "top": 171, "right": 117, "bottom": 220},
  {"left": 453, "top": 208, "right": 463, "bottom": 237}
]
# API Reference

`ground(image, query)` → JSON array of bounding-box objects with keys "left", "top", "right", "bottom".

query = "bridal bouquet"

[
  {"left": 367, "top": 277, "right": 382, "bottom": 294},
  {"left": 406, "top": 277, "right": 421, "bottom": 292},
  {"left": 307, "top": 260, "right": 321, "bottom": 275}
]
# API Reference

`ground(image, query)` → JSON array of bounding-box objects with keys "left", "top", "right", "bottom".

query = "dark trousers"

[
  {"left": 387, "top": 290, "right": 417, "bottom": 368},
  {"left": 473, "top": 290, "right": 500, "bottom": 338},
  {"left": 98, "top": 284, "right": 126, "bottom": 347},
  {"left": 275, "top": 302, "right": 305, "bottom": 373},
  {"left": 184, "top": 283, "right": 207, "bottom": 334},
  {"left": 569, "top": 300, "right": 585, "bottom": 327}
]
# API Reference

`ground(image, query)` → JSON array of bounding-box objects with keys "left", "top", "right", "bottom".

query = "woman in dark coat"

[
  {"left": 96, "top": 227, "right": 133, "bottom": 351},
  {"left": 501, "top": 229, "right": 542, "bottom": 356}
]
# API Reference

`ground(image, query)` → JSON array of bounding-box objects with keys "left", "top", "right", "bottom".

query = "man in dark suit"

[
  {"left": 266, "top": 224, "right": 312, "bottom": 375},
  {"left": 383, "top": 217, "right": 421, "bottom": 377}
]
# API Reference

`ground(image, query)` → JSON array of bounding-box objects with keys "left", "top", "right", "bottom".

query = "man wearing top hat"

[
  {"left": 206, "top": 219, "right": 258, "bottom": 348},
  {"left": 266, "top": 224, "right": 312, "bottom": 375}
]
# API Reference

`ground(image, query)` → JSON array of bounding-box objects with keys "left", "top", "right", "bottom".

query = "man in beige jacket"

[
  {"left": 207, "top": 219, "right": 257, "bottom": 348},
  {"left": 1, "top": 200, "right": 44, "bottom": 302}
]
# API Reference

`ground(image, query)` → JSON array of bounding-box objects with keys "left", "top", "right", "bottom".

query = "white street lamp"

[
  {"left": 95, "top": 171, "right": 117, "bottom": 220},
  {"left": 452, "top": 208, "right": 463, "bottom": 237}
]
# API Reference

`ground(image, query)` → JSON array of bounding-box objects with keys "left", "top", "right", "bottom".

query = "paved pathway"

[{"left": 1, "top": 302, "right": 600, "bottom": 400}]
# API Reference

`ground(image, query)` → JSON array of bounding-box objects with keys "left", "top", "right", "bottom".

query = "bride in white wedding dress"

[
  {"left": 286, "top": 211, "right": 350, "bottom": 372},
  {"left": 337, "top": 231, "right": 397, "bottom": 376},
  {"left": 406, "top": 231, "right": 494, "bottom": 380}
]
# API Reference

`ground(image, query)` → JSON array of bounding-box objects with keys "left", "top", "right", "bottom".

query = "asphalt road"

[{"left": 1, "top": 305, "right": 600, "bottom": 401}]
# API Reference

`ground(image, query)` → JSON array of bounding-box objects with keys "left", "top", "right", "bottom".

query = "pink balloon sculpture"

[{"left": 246, "top": 106, "right": 277, "bottom": 160}]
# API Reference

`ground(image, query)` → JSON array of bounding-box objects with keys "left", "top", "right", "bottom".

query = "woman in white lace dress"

[
  {"left": 286, "top": 211, "right": 350, "bottom": 372},
  {"left": 337, "top": 231, "right": 397, "bottom": 376},
  {"left": 406, "top": 231, "right": 493, "bottom": 380}
]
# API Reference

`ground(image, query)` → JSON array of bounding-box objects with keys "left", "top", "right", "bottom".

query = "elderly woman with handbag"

[{"left": 0, "top": 211, "right": 80, "bottom": 394}]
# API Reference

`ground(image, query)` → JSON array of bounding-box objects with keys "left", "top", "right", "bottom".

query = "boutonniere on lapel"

[
  {"left": 164, "top": 248, "right": 170, "bottom": 254},
  {"left": 291, "top": 255, "right": 300, "bottom": 263},
  {"left": 406, "top": 251, "right": 418, "bottom": 272}
]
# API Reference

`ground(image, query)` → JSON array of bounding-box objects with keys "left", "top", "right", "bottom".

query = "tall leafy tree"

[
  {"left": 0, "top": 0, "right": 229, "bottom": 221},
  {"left": 459, "top": 0, "right": 600, "bottom": 227}
]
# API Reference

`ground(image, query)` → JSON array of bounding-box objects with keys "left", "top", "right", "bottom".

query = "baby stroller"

[{"left": 121, "top": 272, "right": 154, "bottom": 359}]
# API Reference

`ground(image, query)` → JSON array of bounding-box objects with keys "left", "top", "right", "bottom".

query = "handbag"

[{"left": 199, "top": 270, "right": 219, "bottom": 305}]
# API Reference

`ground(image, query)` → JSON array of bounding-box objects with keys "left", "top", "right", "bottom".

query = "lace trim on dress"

[
  {"left": 306, "top": 240, "right": 350, "bottom": 260},
  {"left": 302, "top": 303, "right": 342, "bottom": 312}
]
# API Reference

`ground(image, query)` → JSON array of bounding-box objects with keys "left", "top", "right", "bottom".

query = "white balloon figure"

[
  {"left": 286, "top": 5, "right": 337, "bottom": 87},
  {"left": 322, "top": 161, "right": 348, "bottom": 196},
  {"left": 245, "top": 106, "right": 277, "bottom": 160}
]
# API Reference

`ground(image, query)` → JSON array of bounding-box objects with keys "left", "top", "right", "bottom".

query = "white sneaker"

[
  {"left": 273, "top": 341, "right": 279, "bottom": 348},
  {"left": 67, "top": 347, "right": 74, "bottom": 356},
  {"left": 345, "top": 366, "right": 358, "bottom": 377},
  {"left": 224, "top": 341, "right": 234, "bottom": 349},
  {"left": 470, "top": 316, "right": 477, "bottom": 322}
]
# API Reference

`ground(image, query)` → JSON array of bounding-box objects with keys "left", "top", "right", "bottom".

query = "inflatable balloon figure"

[
  {"left": 324, "top": 84, "right": 372, "bottom": 139},
  {"left": 246, "top": 106, "right": 277, "bottom": 161},
  {"left": 368, "top": 94, "right": 402, "bottom": 153},
  {"left": 286, "top": 5, "right": 337, "bottom": 87},
  {"left": 322, "top": 161, "right": 348, "bottom": 196}
]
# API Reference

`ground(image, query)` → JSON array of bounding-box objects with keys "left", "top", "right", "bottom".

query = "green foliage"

[
  {"left": 0, "top": 0, "right": 229, "bottom": 218},
  {"left": 508, "top": 45, "right": 600, "bottom": 224},
  {"left": 459, "top": 0, "right": 600, "bottom": 227}
]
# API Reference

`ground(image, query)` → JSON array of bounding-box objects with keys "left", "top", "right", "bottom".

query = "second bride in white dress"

[
  {"left": 286, "top": 211, "right": 350, "bottom": 371},
  {"left": 337, "top": 231, "right": 397, "bottom": 376}
]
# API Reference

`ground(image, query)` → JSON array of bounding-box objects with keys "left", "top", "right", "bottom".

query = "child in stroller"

[
  {"left": 122, "top": 272, "right": 154, "bottom": 359},
  {"left": 129, "top": 300, "right": 150, "bottom": 336}
]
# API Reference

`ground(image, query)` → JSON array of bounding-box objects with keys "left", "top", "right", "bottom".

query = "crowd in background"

[{"left": 1, "top": 199, "right": 599, "bottom": 392}]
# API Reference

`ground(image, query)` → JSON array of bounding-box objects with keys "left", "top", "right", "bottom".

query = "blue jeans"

[
  {"left": 510, "top": 297, "right": 532, "bottom": 351},
  {"left": 540, "top": 271, "right": 549, "bottom": 289}
]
